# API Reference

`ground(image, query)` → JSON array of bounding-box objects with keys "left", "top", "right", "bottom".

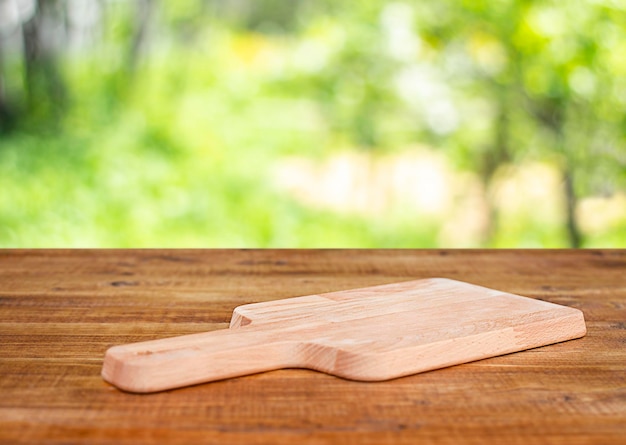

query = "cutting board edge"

[{"left": 311, "top": 309, "right": 587, "bottom": 382}]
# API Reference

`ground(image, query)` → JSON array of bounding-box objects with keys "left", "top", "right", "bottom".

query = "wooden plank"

[{"left": 0, "top": 249, "right": 625, "bottom": 444}]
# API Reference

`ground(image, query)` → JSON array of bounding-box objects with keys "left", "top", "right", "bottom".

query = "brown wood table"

[{"left": 1, "top": 249, "right": 624, "bottom": 444}]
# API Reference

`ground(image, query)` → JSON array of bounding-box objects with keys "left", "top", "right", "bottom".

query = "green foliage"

[{"left": 0, "top": 0, "right": 624, "bottom": 247}]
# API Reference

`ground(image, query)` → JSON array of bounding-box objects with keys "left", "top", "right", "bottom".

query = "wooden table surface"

[{"left": 1, "top": 250, "right": 624, "bottom": 444}]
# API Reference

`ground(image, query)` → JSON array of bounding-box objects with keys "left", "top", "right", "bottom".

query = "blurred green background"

[{"left": 0, "top": 0, "right": 625, "bottom": 247}]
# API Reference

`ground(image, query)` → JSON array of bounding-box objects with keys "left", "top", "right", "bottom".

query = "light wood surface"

[
  {"left": 103, "top": 278, "right": 586, "bottom": 393},
  {"left": 1, "top": 249, "right": 625, "bottom": 444}
]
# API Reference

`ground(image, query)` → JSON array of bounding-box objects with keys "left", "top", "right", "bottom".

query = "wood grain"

[
  {"left": 103, "top": 278, "right": 586, "bottom": 392},
  {"left": 0, "top": 249, "right": 625, "bottom": 444}
]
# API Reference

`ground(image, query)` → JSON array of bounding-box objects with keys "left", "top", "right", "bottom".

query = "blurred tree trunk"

[
  {"left": 21, "top": 0, "right": 67, "bottom": 122},
  {"left": 563, "top": 168, "right": 582, "bottom": 248},
  {"left": 0, "top": 43, "right": 13, "bottom": 133},
  {"left": 479, "top": 86, "right": 511, "bottom": 245},
  {"left": 529, "top": 97, "right": 584, "bottom": 247},
  {"left": 127, "top": 0, "right": 156, "bottom": 74}
]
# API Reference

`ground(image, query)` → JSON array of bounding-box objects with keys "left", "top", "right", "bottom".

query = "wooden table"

[{"left": 1, "top": 250, "right": 624, "bottom": 444}]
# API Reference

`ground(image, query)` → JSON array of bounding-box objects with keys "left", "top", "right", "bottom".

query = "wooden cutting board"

[{"left": 101, "top": 278, "right": 586, "bottom": 393}]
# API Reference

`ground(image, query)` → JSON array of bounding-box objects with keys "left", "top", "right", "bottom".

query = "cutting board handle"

[{"left": 101, "top": 327, "right": 296, "bottom": 393}]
